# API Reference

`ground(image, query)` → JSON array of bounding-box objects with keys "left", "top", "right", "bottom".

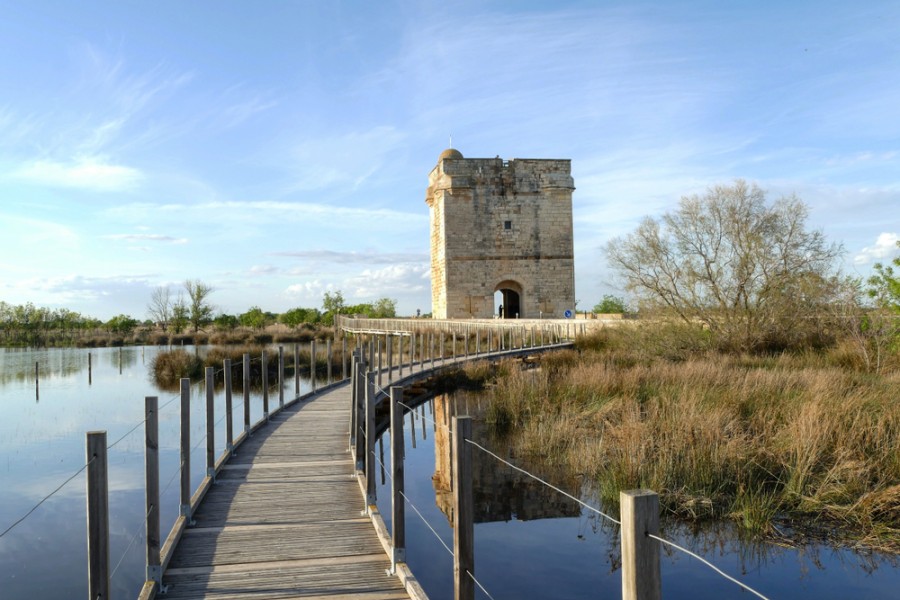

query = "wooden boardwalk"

[{"left": 160, "top": 382, "right": 410, "bottom": 599}]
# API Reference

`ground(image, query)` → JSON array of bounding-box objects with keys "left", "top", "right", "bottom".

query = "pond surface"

[
  {"left": 0, "top": 345, "right": 315, "bottom": 599},
  {"left": 375, "top": 392, "right": 900, "bottom": 600}
]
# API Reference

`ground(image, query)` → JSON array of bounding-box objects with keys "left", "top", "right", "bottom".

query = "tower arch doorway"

[{"left": 494, "top": 280, "right": 523, "bottom": 319}]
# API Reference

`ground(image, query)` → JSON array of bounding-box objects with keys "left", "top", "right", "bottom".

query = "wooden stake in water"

[{"left": 86, "top": 430, "right": 109, "bottom": 600}]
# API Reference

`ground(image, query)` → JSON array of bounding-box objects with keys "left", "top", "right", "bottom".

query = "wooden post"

[
  {"left": 342, "top": 337, "right": 347, "bottom": 380},
  {"left": 411, "top": 332, "right": 416, "bottom": 366},
  {"left": 368, "top": 339, "right": 375, "bottom": 376},
  {"left": 144, "top": 396, "right": 161, "bottom": 588},
  {"left": 354, "top": 361, "right": 366, "bottom": 469},
  {"left": 327, "top": 338, "right": 333, "bottom": 385},
  {"left": 475, "top": 328, "right": 480, "bottom": 355},
  {"left": 452, "top": 332, "right": 457, "bottom": 358},
  {"left": 278, "top": 345, "right": 285, "bottom": 407},
  {"left": 620, "top": 489, "right": 661, "bottom": 600},
  {"left": 386, "top": 334, "right": 393, "bottom": 384},
  {"left": 88, "top": 352, "right": 92, "bottom": 385},
  {"left": 390, "top": 386, "right": 405, "bottom": 571},
  {"left": 440, "top": 332, "right": 444, "bottom": 360},
  {"left": 311, "top": 340, "right": 317, "bottom": 393},
  {"left": 86, "top": 430, "right": 109, "bottom": 600},
  {"left": 35, "top": 361, "right": 39, "bottom": 400},
  {"left": 365, "top": 371, "right": 377, "bottom": 508},
  {"left": 399, "top": 336, "right": 405, "bottom": 378},
  {"left": 205, "top": 366, "right": 215, "bottom": 479},
  {"left": 377, "top": 337, "right": 383, "bottom": 390},
  {"left": 242, "top": 353, "right": 251, "bottom": 434},
  {"left": 180, "top": 378, "right": 191, "bottom": 518},
  {"left": 349, "top": 351, "right": 359, "bottom": 453},
  {"left": 452, "top": 416, "right": 474, "bottom": 600},
  {"left": 224, "top": 359, "right": 233, "bottom": 454},
  {"left": 262, "top": 350, "right": 269, "bottom": 420},
  {"left": 294, "top": 344, "right": 300, "bottom": 395}
]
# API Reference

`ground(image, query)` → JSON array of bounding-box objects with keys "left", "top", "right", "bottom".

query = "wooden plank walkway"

[{"left": 160, "top": 382, "right": 409, "bottom": 599}]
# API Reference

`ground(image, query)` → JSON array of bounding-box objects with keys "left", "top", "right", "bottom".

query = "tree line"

[{"left": 0, "top": 281, "right": 398, "bottom": 347}]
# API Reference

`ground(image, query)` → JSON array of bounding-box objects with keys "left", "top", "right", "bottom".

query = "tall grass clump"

[
  {"left": 483, "top": 322, "right": 900, "bottom": 551},
  {"left": 151, "top": 349, "right": 204, "bottom": 388}
]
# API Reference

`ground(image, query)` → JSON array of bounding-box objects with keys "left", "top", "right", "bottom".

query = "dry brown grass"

[{"left": 483, "top": 326, "right": 900, "bottom": 551}]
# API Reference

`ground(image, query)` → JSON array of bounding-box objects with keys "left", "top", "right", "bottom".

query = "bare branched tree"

[
  {"left": 147, "top": 286, "right": 172, "bottom": 330},
  {"left": 605, "top": 180, "right": 843, "bottom": 351}
]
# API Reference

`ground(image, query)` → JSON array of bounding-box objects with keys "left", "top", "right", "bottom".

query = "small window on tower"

[{"left": 504, "top": 220, "right": 512, "bottom": 230}]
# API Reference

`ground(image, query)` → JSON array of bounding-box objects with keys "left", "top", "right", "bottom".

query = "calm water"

[
  {"left": 375, "top": 393, "right": 900, "bottom": 600},
  {"left": 0, "top": 345, "right": 314, "bottom": 599}
]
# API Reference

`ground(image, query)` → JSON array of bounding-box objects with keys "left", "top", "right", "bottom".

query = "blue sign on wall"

[{"left": 564, "top": 309, "right": 573, "bottom": 319}]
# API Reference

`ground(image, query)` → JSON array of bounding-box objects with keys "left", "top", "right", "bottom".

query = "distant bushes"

[{"left": 151, "top": 349, "right": 204, "bottom": 388}]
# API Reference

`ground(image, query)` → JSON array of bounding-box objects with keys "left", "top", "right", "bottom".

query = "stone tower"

[{"left": 426, "top": 148, "right": 575, "bottom": 319}]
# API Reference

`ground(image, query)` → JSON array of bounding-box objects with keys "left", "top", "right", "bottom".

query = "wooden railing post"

[
  {"left": 294, "top": 343, "right": 300, "bottom": 395},
  {"left": 242, "top": 353, "right": 251, "bottom": 434},
  {"left": 342, "top": 337, "right": 347, "bottom": 380},
  {"left": 475, "top": 328, "right": 480, "bottom": 356},
  {"left": 262, "top": 350, "right": 269, "bottom": 420},
  {"left": 354, "top": 359, "right": 367, "bottom": 470},
  {"left": 224, "top": 359, "right": 234, "bottom": 454},
  {"left": 410, "top": 332, "right": 416, "bottom": 366},
  {"left": 325, "top": 338, "right": 332, "bottom": 385},
  {"left": 349, "top": 350, "right": 360, "bottom": 454},
  {"left": 620, "top": 489, "right": 661, "bottom": 600},
  {"left": 311, "top": 339, "right": 318, "bottom": 393},
  {"left": 452, "top": 416, "right": 474, "bottom": 600},
  {"left": 205, "top": 367, "right": 215, "bottom": 479},
  {"left": 399, "top": 336, "right": 405, "bottom": 378},
  {"left": 390, "top": 386, "right": 405, "bottom": 571},
  {"left": 144, "top": 396, "right": 161, "bottom": 589},
  {"left": 386, "top": 334, "right": 393, "bottom": 384},
  {"left": 278, "top": 345, "right": 285, "bottom": 407},
  {"left": 365, "top": 370, "right": 377, "bottom": 508},
  {"left": 86, "top": 430, "right": 109, "bottom": 600},
  {"left": 377, "top": 337, "right": 383, "bottom": 390},
  {"left": 180, "top": 378, "right": 191, "bottom": 518}
]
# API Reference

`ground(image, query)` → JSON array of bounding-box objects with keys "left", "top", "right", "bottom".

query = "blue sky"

[{"left": 1, "top": 1, "right": 898, "bottom": 320}]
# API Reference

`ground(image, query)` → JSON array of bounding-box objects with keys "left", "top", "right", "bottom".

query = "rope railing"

[
  {"left": 464, "top": 433, "right": 775, "bottom": 600},
  {"left": 0, "top": 456, "right": 95, "bottom": 539}
]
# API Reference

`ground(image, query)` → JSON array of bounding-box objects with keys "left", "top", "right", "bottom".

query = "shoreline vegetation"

[
  {"left": 150, "top": 342, "right": 344, "bottom": 389},
  {"left": 459, "top": 322, "right": 899, "bottom": 554}
]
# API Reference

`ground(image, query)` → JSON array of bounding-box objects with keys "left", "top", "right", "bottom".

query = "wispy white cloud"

[
  {"left": 103, "top": 233, "right": 187, "bottom": 244},
  {"left": 272, "top": 249, "right": 427, "bottom": 264},
  {"left": 13, "top": 156, "right": 142, "bottom": 191},
  {"left": 854, "top": 232, "right": 900, "bottom": 265},
  {"left": 345, "top": 264, "right": 429, "bottom": 299}
]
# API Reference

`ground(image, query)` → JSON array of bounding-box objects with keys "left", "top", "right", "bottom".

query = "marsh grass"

[{"left": 483, "top": 325, "right": 900, "bottom": 551}]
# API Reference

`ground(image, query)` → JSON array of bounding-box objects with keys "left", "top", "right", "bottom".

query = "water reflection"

[{"left": 431, "top": 393, "right": 581, "bottom": 524}]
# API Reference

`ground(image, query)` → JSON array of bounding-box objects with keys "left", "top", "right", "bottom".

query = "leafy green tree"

[
  {"left": 184, "top": 279, "right": 215, "bottom": 333},
  {"left": 371, "top": 297, "right": 398, "bottom": 318},
  {"left": 171, "top": 298, "right": 189, "bottom": 334},
  {"left": 106, "top": 314, "right": 139, "bottom": 336},
  {"left": 593, "top": 295, "right": 628, "bottom": 314},
  {"left": 606, "top": 180, "right": 843, "bottom": 351},
  {"left": 213, "top": 313, "right": 239, "bottom": 331},
  {"left": 280, "top": 307, "right": 321, "bottom": 327},
  {"left": 322, "top": 290, "right": 345, "bottom": 314},
  {"left": 867, "top": 240, "right": 900, "bottom": 313},
  {"left": 239, "top": 306, "right": 269, "bottom": 329}
]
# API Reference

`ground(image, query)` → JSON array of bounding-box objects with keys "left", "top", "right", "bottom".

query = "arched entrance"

[{"left": 494, "top": 280, "right": 523, "bottom": 319}]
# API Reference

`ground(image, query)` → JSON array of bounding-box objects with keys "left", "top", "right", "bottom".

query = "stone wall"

[{"left": 426, "top": 151, "right": 576, "bottom": 319}]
